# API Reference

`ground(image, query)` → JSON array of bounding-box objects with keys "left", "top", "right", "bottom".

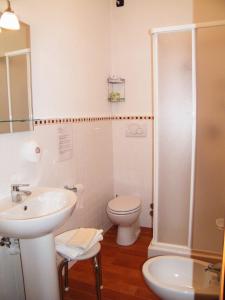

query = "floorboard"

[{"left": 63, "top": 226, "right": 160, "bottom": 300}]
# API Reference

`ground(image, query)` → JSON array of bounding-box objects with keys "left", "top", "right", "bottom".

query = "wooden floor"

[{"left": 64, "top": 226, "right": 160, "bottom": 300}]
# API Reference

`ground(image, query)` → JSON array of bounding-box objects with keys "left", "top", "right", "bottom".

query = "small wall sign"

[{"left": 57, "top": 125, "right": 73, "bottom": 162}]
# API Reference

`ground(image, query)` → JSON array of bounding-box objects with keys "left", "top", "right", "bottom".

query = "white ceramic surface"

[
  {"left": 142, "top": 256, "right": 220, "bottom": 300},
  {"left": 20, "top": 234, "right": 60, "bottom": 300},
  {"left": 108, "top": 196, "right": 141, "bottom": 213},
  {"left": 0, "top": 187, "right": 77, "bottom": 238},
  {"left": 107, "top": 202, "right": 141, "bottom": 246}
]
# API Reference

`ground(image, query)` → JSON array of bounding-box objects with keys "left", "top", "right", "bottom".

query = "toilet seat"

[
  {"left": 107, "top": 206, "right": 140, "bottom": 215},
  {"left": 107, "top": 196, "right": 141, "bottom": 215}
]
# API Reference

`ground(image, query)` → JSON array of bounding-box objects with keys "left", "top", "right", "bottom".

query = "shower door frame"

[{"left": 151, "top": 20, "right": 225, "bottom": 253}]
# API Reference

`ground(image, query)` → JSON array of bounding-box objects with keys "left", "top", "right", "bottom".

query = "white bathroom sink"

[
  {"left": 0, "top": 187, "right": 77, "bottom": 238},
  {"left": 142, "top": 256, "right": 220, "bottom": 300}
]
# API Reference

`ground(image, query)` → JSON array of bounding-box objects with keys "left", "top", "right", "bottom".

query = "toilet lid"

[{"left": 108, "top": 196, "right": 141, "bottom": 213}]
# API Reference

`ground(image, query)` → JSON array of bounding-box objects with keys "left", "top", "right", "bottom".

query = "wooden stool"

[{"left": 57, "top": 242, "right": 103, "bottom": 300}]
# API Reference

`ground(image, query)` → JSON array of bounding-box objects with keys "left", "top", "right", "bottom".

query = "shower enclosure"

[{"left": 150, "top": 21, "right": 225, "bottom": 258}]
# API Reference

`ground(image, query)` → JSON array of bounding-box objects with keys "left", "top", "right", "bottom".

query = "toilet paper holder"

[
  {"left": 64, "top": 184, "right": 84, "bottom": 194},
  {"left": 21, "top": 141, "right": 41, "bottom": 163}
]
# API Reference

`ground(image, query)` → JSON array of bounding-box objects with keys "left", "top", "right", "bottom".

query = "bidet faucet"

[
  {"left": 205, "top": 262, "right": 221, "bottom": 281},
  {"left": 11, "top": 184, "right": 32, "bottom": 203}
]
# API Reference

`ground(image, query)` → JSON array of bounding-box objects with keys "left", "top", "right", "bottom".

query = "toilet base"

[{"left": 116, "top": 221, "right": 141, "bottom": 246}]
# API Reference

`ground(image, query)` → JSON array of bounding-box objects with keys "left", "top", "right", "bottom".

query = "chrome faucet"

[
  {"left": 11, "top": 184, "right": 32, "bottom": 203},
  {"left": 205, "top": 262, "right": 221, "bottom": 281}
]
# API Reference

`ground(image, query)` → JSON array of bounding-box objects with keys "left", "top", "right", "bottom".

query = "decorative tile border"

[
  {"left": 112, "top": 116, "right": 154, "bottom": 121},
  {"left": 34, "top": 116, "right": 154, "bottom": 126}
]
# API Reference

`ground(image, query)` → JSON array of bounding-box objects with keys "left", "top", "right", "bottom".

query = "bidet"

[{"left": 142, "top": 256, "right": 220, "bottom": 300}]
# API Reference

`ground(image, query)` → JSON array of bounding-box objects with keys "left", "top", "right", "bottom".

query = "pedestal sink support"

[{"left": 20, "top": 234, "right": 60, "bottom": 300}]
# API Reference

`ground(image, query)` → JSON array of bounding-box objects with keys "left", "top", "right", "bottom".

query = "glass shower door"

[
  {"left": 192, "top": 25, "right": 225, "bottom": 253},
  {"left": 155, "top": 30, "right": 194, "bottom": 246}
]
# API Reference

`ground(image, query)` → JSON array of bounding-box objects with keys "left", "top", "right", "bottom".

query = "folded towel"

[
  {"left": 67, "top": 228, "right": 97, "bottom": 250},
  {"left": 55, "top": 228, "right": 103, "bottom": 260}
]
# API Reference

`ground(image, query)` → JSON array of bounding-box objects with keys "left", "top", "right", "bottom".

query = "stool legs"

[
  {"left": 58, "top": 258, "right": 67, "bottom": 300},
  {"left": 64, "top": 260, "right": 69, "bottom": 292},
  {"left": 58, "top": 258, "right": 70, "bottom": 300},
  {"left": 93, "top": 252, "right": 103, "bottom": 300},
  {"left": 58, "top": 253, "right": 103, "bottom": 300}
]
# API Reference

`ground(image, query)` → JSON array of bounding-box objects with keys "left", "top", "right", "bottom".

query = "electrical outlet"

[{"left": 116, "top": 0, "right": 124, "bottom": 7}]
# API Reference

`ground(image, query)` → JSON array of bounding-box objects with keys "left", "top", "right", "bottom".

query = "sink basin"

[
  {"left": 0, "top": 187, "right": 77, "bottom": 238},
  {"left": 0, "top": 187, "right": 77, "bottom": 300}
]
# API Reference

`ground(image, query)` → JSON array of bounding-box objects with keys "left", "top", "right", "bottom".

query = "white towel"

[
  {"left": 67, "top": 228, "right": 97, "bottom": 249},
  {"left": 55, "top": 228, "right": 103, "bottom": 260}
]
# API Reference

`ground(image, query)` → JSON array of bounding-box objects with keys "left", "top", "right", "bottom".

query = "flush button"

[{"left": 126, "top": 123, "right": 147, "bottom": 137}]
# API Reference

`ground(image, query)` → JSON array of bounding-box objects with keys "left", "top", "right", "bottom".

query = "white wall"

[
  {"left": 0, "top": 0, "right": 222, "bottom": 265},
  {"left": 0, "top": 0, "right": 193, "bottom": 232},
  {"left": 110, "top": 0, "right": 192, "bottom": 229},
  {"left": 7, "top": 0, "right": 192, "bottom": 234},
  {"left": 0, "top": 123, "right": 113, "bottom": 231},
  {"left": 14, "top": 0, "right": 112, "bottom": 119},
  {"left": 0, "top": 2, "right": 113, "bottom": 296},
  {"left": 110, "top": 0, "right": 192, "bottom": 116},
  {"left": 0, "top": 121, "right": 113, "bottom": 299},
  {"left": 0, "top": 0, "right": 114, "bottom": 228},
  {"left": 112, "top": 120, "right": 153, "bottom": 227}
]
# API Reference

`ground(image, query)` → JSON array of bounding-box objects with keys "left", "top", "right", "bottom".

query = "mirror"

[{"left": 0, "top": 22, "right": 33, "bottom": 134}]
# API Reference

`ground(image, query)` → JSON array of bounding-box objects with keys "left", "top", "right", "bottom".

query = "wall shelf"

[{"left": 107, "top": 77, "right": 125, "bottom": 103}]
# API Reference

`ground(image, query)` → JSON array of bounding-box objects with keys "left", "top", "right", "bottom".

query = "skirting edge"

[{"left": 148, "top": 240, "right": 222, "bottom": 262}]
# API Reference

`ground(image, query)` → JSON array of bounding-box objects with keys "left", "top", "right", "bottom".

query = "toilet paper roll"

[{"left": 21, "top": 141, "right": 41, "bottom": 163}]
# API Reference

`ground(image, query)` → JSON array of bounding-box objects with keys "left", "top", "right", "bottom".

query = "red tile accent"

[{"left": 33, "top": 115, "right": 154, "bottom": 126}]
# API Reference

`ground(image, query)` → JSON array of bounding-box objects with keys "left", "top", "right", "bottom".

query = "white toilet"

[{"left": 106, "top": 196, "right": 141, "bottom": 246}]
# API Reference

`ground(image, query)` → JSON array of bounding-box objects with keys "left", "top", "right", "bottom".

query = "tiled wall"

[
  {"left": 34, "top": 115, "right": 154, "bottom": 228},
  {"left": 0, "top": 116, "right": 153, "bottom": 231},
  {"left": 0, "top": 120, "right": 114, "bottom": 234},
  {"left": 109, "top": 0, "right": 192, "bottom": 230},
  {"left": 112, "top": 119, "right": 153, "bottom": 227},
  {"left": 34, "top": 115, "right": 153, "bottom": 126}
]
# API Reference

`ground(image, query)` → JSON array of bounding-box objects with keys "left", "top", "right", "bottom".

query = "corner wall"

[
  {"left": 0, "top": 2, "right": 114, "bottom": 297},
  {"left": 0, "top": 0, "right": 113, "bottom": 232},
  {"left": 193, "top": 0, "right": 225, "bottom": 22},
  {"left": 110, "top": 0, "right": 192, "bottom": 228},
  {"left": 15, "top": 0, "right": 112, "bottom": 118}
]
